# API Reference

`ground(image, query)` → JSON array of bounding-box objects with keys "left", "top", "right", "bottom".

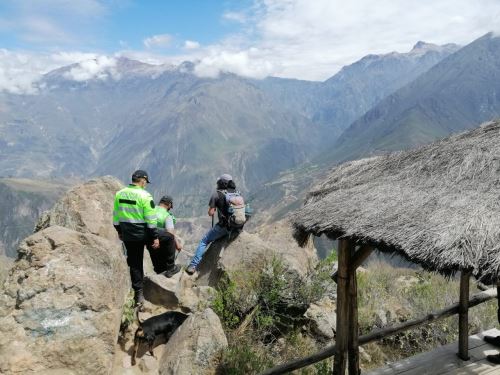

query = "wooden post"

[
  {"left": 458, "top": 270, "right": 471, "bottom": 360},
  {"left": 332, "top": 244, "right": 373, "bottom": 283},
  {"left": 334, "top": 239, "right": 353, "bottom": 375},
  {"left": 348, "top": 242, "right": 360, "bottom": 375}
]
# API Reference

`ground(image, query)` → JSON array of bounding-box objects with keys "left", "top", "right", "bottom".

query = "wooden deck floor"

[{"left": 367, "top": 329, "right": 500, "bottom": 375}]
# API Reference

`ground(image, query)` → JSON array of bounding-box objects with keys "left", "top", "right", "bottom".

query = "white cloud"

[
  {"left": 193, "top": 0, "right": 500, "bottom": 80},
  {"left": 184, "top": 40, "right": 200, "bottom": 50},
  {"left": 194, "top": 48, "right": 275, "bottom": 79},
  {"left": 143, "top": 34, "right": 173, "bottom": 49},
  {"left": 222, "top": 11, "right": 247, "bottom": 23},
  {"left": 63, "top": 56, "right": 118, "bottom": 81},
  {"left": 0, "top": 50, "right": 118, "bottom": 94}
]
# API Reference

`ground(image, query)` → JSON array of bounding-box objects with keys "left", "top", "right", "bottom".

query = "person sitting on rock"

[
  {"left": 147, "top": 195, "right": 182, "bottom": 278},
  {"left": 186, "top": 174, "right": 237, "bottom": 275}
]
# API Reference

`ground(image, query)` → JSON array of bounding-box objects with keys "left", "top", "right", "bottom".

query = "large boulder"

[
  {"left": 256, "top": 219, "right": 318, "bottom": 275},
  {"left": 159, "top": 308, "right": 227, "bottom": 375},
  {"left": 0, "top": 226, "right": 129, "bottom": 374},
  {"left": 304, "top": 296, "right": 337, "bottom": 339},
  {"left": 35, "top": 176, "right": 124, "bottom": 242},
  {"left": 144, "top": 272, "right": 215, "bottom": 312},
  {"left": 196, "top": 224, "right": 317, "bottom": 287}
]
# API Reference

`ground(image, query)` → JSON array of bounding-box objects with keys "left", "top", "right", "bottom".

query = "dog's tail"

[{"left": 135, "top": 306, "right": 144, "bottom": 325}]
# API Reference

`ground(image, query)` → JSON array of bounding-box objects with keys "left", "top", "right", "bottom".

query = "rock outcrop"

[
  {"left": 35, "top": 176, "right": 124, "bottom": 241},
  {"left": 304, "top": 296, "right": 337, "bottom": 339},
  {"left": 256, "top": 219, "right": 318, "bottom": 275},
  {"left": 159, "top": 308, "right": 227, "bottom": 375},
  {"left": 196, "top": 224, "right": 317, "bottom": 287},
  {"left": 0, "top": 176, "right": 130, "bottom": 374},
  {"left": 144, "top": 272, "right": 215, "bottom": 313},
  {"left": 0, "top": 226, "right": 129, "bottom": 374}
]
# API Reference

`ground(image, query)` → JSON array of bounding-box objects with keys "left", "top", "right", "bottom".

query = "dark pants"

[
  {"left": 124, "top": 241, "right": 146, "bottom": 292},
  {"left": 147, "top": 231, "right": 177, "bottom": 274}
]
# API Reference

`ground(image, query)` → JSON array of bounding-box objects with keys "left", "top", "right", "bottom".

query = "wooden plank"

[
  {"left": 348, "top": 241, "right": 360, "bottom": 375},
  {"left": 451, "top": 359, "right": 500, "bottom": 375},
  {"left": 366, "top": 329, "right": 500, "bottom": 375},
  {"left": 334, "top": 238, "right": 353, "bottom": 375},
  {"left": 458, "top": 270, "right": 471, "bottom": 360}
]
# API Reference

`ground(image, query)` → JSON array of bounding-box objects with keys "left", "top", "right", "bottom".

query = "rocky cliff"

[{"left": 0, "top": 176, "right": 129, "bottom": 374}]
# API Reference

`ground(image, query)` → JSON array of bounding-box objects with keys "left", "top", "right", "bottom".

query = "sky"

[{"left": 1, "top": 0, "right": 500, "bottom": 94}]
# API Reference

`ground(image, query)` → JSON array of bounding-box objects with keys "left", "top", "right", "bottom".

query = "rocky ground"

[{"left": 0, "top": 176, "right": 322, "bottom": 374}]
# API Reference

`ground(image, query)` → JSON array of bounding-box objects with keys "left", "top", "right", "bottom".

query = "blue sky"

[
  {"left": 1, "top": 0, "right": 500, "bottom": 93},
  {"left": 0, "top": 0, "right": 252, "bottom": 52}
]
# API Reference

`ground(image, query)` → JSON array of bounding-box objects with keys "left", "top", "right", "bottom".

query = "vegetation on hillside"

[{"left": 212, "top": 250, "right": 497, "bottom": 374}]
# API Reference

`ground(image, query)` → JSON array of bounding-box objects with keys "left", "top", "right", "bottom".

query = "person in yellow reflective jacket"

[
  {"left": 146, "top": 195, "right": 182, "bottom": 278},
  {"left": 113, "top": 170, "right": 159, "bottom": 306}
]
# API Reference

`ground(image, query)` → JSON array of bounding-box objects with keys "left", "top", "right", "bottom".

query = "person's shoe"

[
  {"left": 162, "top": 265, "right": 181, "bottom": 278},
  {"left": 185, "top": 265, "right": 196, "bottom": 275},
  {"left": 487, "top": 353, "right": 500, "bottom": 364},
  {"left": 484, "top": 335, "right": 500, "bottom": 347},
  {"left": 134, "top": 289, "right": 145, "bottom": 307}
]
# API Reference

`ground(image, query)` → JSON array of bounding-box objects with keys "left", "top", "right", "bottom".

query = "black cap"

[
  {"left": 159, "top": 195, "right": 173, "bottom": 206},
  {"left": 132, "top": 170, "right": 151, "bottom": 183}
]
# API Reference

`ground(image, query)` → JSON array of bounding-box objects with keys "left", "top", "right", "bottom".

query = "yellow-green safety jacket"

[
  {"left": 113, "top": 184, "right": 158, "bottom": 242},
  {"left": 155, "top": 206, "right": 176, "bottom": 231}
]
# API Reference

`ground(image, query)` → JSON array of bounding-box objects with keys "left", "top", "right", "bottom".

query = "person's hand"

[{"left": 152, "top": 238, "right": 160, "bottom": 249}]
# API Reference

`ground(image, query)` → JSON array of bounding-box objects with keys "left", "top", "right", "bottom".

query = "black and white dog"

[{"left": 131, "top": 309, "right": 189, "bottom": 366}]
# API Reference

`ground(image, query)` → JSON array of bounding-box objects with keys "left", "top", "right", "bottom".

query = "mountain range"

[
  {"left": 0, "top": 41, "right": 459, "bottom": 218},
  {"left": 329, "top": 32, "right": 500, "bottom": 163},
  {"left": 251, "top": 33, "right": 500, "bottom": 229}
]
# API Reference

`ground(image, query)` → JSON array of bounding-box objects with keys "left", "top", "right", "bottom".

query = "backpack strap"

[{"left": 216, "top": 189, "right": 229, "bottom": 221}]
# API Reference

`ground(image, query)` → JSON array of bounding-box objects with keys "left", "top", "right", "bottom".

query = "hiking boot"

[
  {"left": 162, "top": 265, "right": 181, "bottom": 278},
  {"left": 487, "top": 353, "right": 500, "bottom": 364},
  {"left": 485, "top": 335, "right": 500, "bottom": 347},
  {"left": 134, "top": 289, "right": 145, "bottom": 307},
  {"left": 185, "top": 265, "right": 196, "bottom": 275}
]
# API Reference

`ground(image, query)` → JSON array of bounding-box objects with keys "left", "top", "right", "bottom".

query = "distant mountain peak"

[
  {"left": 409, "top": 41, "right": 460, "bottom": 55},
  {"left": 412, "top": 41, "right": 435, "bottom": 51}
]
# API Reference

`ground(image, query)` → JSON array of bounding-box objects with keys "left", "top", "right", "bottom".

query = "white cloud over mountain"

[
  {"left": 63, "top": 56, "right": 118, "bottom": 81},
  {"left": 1, "top": 0, "right": 500, "bottom": 93}
]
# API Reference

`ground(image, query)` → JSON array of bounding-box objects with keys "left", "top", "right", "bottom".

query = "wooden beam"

[
  {"left": 259, "top": 288, "right": 497, "bottom": 375},
  {"left": 333, "top": 238, "right": 353, "bottom": 375},
  {"left": 348, "top": 246, "right": 360, "bottom": 375},
  {"left": 457, "top": 270, "right": 471, "bottom": 360},
  {"left": 332, "top": 244, "right": 373, "bottom": 283}
]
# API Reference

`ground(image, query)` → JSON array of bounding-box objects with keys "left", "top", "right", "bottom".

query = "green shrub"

[
  {"left": 120, "top": 290, "right": 136, "bottom": 333},
  {"left": 212, "top": 274, "right": 241, "bottom": 329}
]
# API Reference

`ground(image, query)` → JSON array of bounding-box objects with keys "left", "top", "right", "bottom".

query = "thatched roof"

[{"left": 292, "top": 121, "right": 500, "bottom": 281}]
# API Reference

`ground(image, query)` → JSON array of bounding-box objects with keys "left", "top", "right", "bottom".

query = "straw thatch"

[{"left": 292, "top": 121, "right": 500, "bottom": 281}]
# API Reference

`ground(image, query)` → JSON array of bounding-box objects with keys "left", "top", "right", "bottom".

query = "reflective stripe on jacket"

[{"left": 113, "top": 184, "right": 158, "bottom": 242}]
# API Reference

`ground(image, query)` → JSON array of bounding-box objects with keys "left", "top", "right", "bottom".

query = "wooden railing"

[{"left": 260, "top": 282, "right": 497, "bottom": 374}]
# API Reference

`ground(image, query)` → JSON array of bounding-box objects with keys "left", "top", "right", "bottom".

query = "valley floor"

[{"left": 367, "top": 328, "right": 500, "bottom": 375}]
